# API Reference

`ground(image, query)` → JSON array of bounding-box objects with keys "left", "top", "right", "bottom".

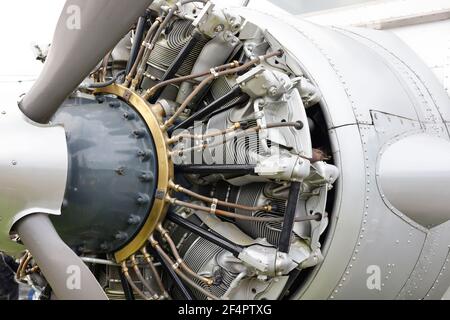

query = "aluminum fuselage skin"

[{"left": 233, "top": 8, "right": 450, "bottom": 299}]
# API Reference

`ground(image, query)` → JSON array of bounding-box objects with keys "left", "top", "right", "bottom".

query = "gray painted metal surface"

[
  {"left": 0, "top": 97, "right": 67, "bottom": 255},
  {"left": 231, "top": 8, "right": 450, "bottom": 299},
  {"left": 51, "top": 95, "right": 158, "bottom": 254},
  {"left": 378, "top": 133, "right": 450, "bottom": 228}
]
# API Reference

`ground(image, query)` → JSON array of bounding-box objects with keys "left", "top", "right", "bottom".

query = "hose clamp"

[
  {"left": 210, "top": 68, "right": 219, "bottom": 78},
  {"left": 210, "top": 198, "right": 218, "bottom": 214}
]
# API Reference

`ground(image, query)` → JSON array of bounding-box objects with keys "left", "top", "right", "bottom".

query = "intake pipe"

[{"left": 15, "top": 0, "right": 155, "bottom": 299}]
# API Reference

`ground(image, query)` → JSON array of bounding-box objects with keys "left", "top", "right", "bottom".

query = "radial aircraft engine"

[{"left": 1, "top": 0, "right": 450, "bottom": 300}]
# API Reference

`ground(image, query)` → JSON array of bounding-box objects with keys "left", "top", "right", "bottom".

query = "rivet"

[
  {"left": 128, "top": 215, "right": 141, "bottom": 225},
  {"left": 137, "top": 193, "right": 150, "bottom": 205},
  {"left": 96, "top": 96, "right": 106, "bottom": 104},
  {"left": 139, "top": 171, "right": 154, "bottom": 182},
  {"left": 115, "top": 166, "right": 125, "bottom": 176},
  {"left": 109, "top": 101, "right": 120, "bottom": 108},
  {"left": 115, "top": 231, "right": 128, "bottom": 240},
  {"left": 137, "top": 149, "right": 152, "bottom": 161},
  {"left": 123, "top": 112, "right": 135, "bottom": 120},
  {"left": 133, "top": 129, "right": 146, "bottom": 138}
]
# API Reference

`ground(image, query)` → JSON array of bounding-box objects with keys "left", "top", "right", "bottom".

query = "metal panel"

[
  {"left": 0, "top": 98, "right": 68, "bottom": 255},
  {"left": 336, "top": 26, "right": 450, "bottom": 124},
  {"left": 233, "top": 8, "right": 440, "bottom": 129},
  {"left": 371, "top": 110, "right": 421, "bottom": 144},
  {"left": 232, "top": 8, "right": 450, "bottom": 299},
  {"left": 293, "top": 119, "right": 450, "bottom": 299},
  {"left": 294, "top": 124, "right": 367, "bottom": 299},
  {"left": 377, "top": 133, "right": 450, "bottom": 228},
  {"left": 294, "top": 25, "right": 424, "bottom": 124},
  {"left": 398, "top": 221, "right": 450, "bottom": 299},
  {"left": 300, "top": 0, "right": 450, "bottom": 110},
  {"left": 302, "top": 0, "right": 450, "bottom": 101},
  {"left": 329, "top": 124, "right": 426, "bottom": 299},
  {"left": 390, "top": 20, "right": 450, "bottom": 95},
  {"left": 51, "top": 95, "right": 158, "bottom": 254}
]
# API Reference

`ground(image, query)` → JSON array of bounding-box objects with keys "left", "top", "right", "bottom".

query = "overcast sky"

[
  {"left": 0, "top": 1, "right": 63, "bottom": 98},
  {"left": 268, "top": 0, "right": 376, "bottom": 14},
  {"left": 0, "top": 1, "right": 63, "bottom": 79},
  {"left": 0, "top": 0, "right": 375, "bottom": 96},
  {"left": 0, "top": 1, "right": 375, "bottom": 78}
]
